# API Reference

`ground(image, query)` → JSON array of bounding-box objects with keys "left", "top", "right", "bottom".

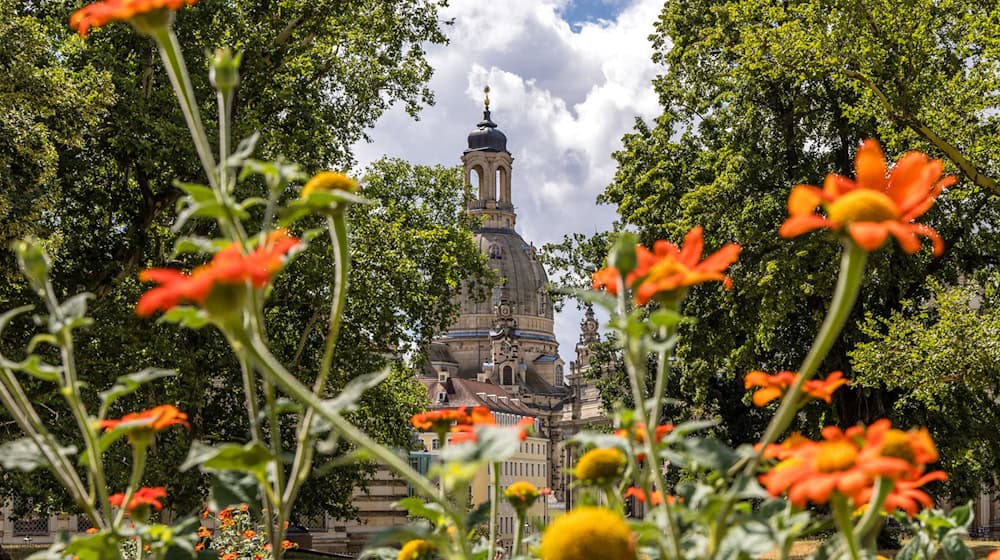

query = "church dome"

[
  {"left": 466, "top": 110, "right": 508, "bottom": 153},
  {"left": 464, "top": 229, "right": 552, "bottom": 319}
]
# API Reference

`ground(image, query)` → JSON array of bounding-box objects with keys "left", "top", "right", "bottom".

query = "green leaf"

[
  {"left": 159, "top": 307, "right": 211, "bottom": 329},
  {"left": 0, "top": 437, "right": 76, "bottom": 472},
  {"left": 181, "top": 441, "right": 275, "bottom": 479},
  {"left": 209, "top": 470, "right": 262, "bottom": 513},
  {"left": 99, "top": 368, "right": 177, "bottom": 409},
  {"left": 18, "top": 354, "right": 63, "bottom": 382},
  {"left": 227, "top": 132, "right": 260, "bottom": 167},
  {"left": 172, "top": 236, "right": 227, "bottom": 256},
  {"left": 173, "top": 181, "right": 216, "bottom": 203},
  {"left": 394, "top": 497, "right": 445, "bottom": 524},
  {"left": 609, "top": 231, "right": 638, "bottom": 276},
  {"left": 59, "top": 293, "right": 93, "bottom": 321},
  {"left": 942, "top": 532, "right": 972, "bottom": 560}
]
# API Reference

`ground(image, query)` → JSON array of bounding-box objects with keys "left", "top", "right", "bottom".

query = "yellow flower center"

[
  {"left": 880, "top": 429, "right": 916, "bottom": 464},
  {"left": 540, "top": 507, "right": 634, "bottom": 560},
  {"left": 397, "top": 539, "right": 434, "bottom": 560},
  {"left": 826, "top": 189, "right": 899, "bottom": 225},
  {"left": 301, "top": 171, "right": 359, "bottom": 198},
  {"left": 575, "top": 448, "right": 626, "bottom": 484},
  {"left": 814, "top": 440, "right": 858, "bottom": 473}
]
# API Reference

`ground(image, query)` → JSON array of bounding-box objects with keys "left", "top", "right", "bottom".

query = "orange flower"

[
  {"left": 242, "top": 529, "right": 256, "bottom": 539},
  {"left": 856, "top": 470, "right": 947, "bottom": 516},
  {"left": 780, "top": 139, "right": 954, "bottom": 255},
  {"left": 448, "top": 407, "right": 534, "bottom": 444},
  {"left": 98, "top": 404, "right": 189, "bottom": 434},
  {"left": 196, "top": 527, "right": 212, "bottom": 539},
  {"left": 593, "top": 226, "right": 741, "bottom": 305},
  {"left": 108, "top": 487, "right": 167, "bottom": 512},
  {"left": 220, "top": 553, "right": 237, "bottom": 560},
  {"left": 218, "top": 506, "right": 234, "bottom": 519},
  {"left": 281, "top": 540, "right": 297, "bottom": 550},
  {"left": 194, "top": 544, "right": 204, "bottom": 552},
  {"left": 85, "top": 527, "right": 99, "bottom": 534},
  {"left": 410, "top": 407, "right": 470, "bottom": 432},
  {"left": 987, "top": 550, "right": 1000, "bottom": 560},
  {"left": 70, "top": 0, "right": 197, "bottom": 37},
  {"left": 759, "top": 423, "right": 914, "bottom": 507},
  {"left": 614, "top": 423, "right": 674, "bottom": 461},
  {"left": 136, "top": 230, "right": 301, "bottom": 317},
  {"left": 624, "top": 487, "right": 680, "bottom": 506},
  {"left": 744, "top": 371, "right": 848, "bottom": 407}
]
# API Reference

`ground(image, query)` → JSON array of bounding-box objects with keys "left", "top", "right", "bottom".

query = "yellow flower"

[
  {"left": 575, "top": 448, "right": 626, "bottom": 485},
  {"left": 540, "top": 507, "right": 634, "bottom": 560},
  {"left": 397, "top": 539, "right": 434, "bottom": 560},
  {"left": 504, "top": 481, "right": 540, "bottom": 510},
  {"left": 301, "top": 171, "right": 359, "bottom": 198}
]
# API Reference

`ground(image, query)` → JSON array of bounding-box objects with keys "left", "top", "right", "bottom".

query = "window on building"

[{"left": 431, "top": 438, "right": 439, "bottom": 450}]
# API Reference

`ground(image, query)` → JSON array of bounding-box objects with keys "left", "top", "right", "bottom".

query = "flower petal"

[
  {"left": 788, "top": 185, "right": 822, "bottom": 216},
  {"left": 847, "top": 222, "right": 890, "bottom": 252},
  {"left": 854, "top": 139, "right": 888, "bottom": 191},
  {"left": 679, "top": 226, "right": 705, "bottom": 266},
  {"left": 779, "top": 215, "right": 831, "bottom": 238}
]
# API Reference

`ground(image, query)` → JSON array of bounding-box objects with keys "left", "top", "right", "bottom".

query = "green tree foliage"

[
  {"left": 850, "top": 276, "right": 1000, "bottom": 499},
  {"left": 0, "top": 0, "right": 488, "bottom": 520},
  {"left": 547, "top": 0, "right": 1000, "bottom": 499}
]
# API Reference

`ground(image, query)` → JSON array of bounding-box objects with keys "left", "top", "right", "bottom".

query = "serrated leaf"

[
  {"left": 19, "top": 354, "right": 62, "bottom": 382},
  {"left": 320, "top": 368, "right": 390, "bottom": 415},
  {"left": 159, "top": 307, "right": 211, "bottom": 329},
  {"left": 209, "top": 470, "right": 261, "bottom": 513},
  {"left": 59, "top": 293, "right": 93, "bottom": 321},
  {"left": 100, "top": 368, "right": 176, "bottom": 409},
  {"left": 394, "top": 497, "right": 445, "bottom": 523},
  {"left": 941, "top": 532, "right": 972, "bottom": 560},
  {"left": 0, "top": 437, "right": 76, "bottom": 472},
  {"left": 181, "top": 441, "right": 275, "bottom": 479},
  {"left": 27, "top": 333, "right": 59, "bottom": 352},
  {"left": 172, "top": 236, "right": 227, "bottom": 256},
  {"left": 227, "top": 132, "right": 260, "bottom": 166},
  {"left": 174, "top": 181, "right": 216, "bottom": 203},
  {"left": 239, "top": 197, "right": 268, "bottom": 211}
]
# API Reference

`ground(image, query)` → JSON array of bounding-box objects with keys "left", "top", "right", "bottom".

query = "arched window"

[
  {"left": 502, "top": 365, "right": 513, "bottom": 385},
  {"left": 469, "top": 165, "right": 485, "bottom": 201}
]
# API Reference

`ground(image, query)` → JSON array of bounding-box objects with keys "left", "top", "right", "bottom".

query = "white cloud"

[{"left": 353, "top": 0, "right": 663, "bottom": 364}]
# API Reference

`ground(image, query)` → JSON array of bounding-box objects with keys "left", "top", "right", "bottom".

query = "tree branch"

[{"left": 843, "top": 69, "right": 1000, "bottom": 197}]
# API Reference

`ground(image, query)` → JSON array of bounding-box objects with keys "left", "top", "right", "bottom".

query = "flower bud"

[
  {"left": 13, "top": 239, "right": 50, "bottom": 294},
  {"left": 301, "top": 171, "right": 360, "bottom": 198},
  {"left": 210, "top": 48, "right": 242, "bottom": 93}
]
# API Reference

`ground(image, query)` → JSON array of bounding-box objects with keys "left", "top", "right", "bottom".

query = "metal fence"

[{"left": 11, "top": 517, "right": 49, "bottom": 537}]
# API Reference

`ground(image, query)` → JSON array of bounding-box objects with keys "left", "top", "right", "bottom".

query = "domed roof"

[
  {"left": 462, "top": 229, "right": 551, "bottom": 319},
  {"left": 466, "top": 110, "right": 508, "bottom": 153}
]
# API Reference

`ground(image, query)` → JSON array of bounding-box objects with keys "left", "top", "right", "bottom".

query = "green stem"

[
  {"left": 746, "top": 241, "right": 868, "bottom": 474},
  {"left": 217, "top": 86, "right": 233, "bottom": 193},
  {"left": 150, "top": 27, "right": 217, "bottom": 189},
  {"left": 833, "top": 494, "right": 863, "bottom": 560},
  {"left": 648, "top": 319, "right": 677, "bottom": 428},
  {"left": 854, "top": 476, "right": 892, "bottom": 548},
  {"left": 512, "top": 509, "right": 525, "bottom": 558},
  {"left": 615, "top": 282, "right": 682, "bottom": 560},
  {"left": 232, "top": 332, "right": 449, "bottom": 514},
  {"left": 114, "top": 444, "right": 149, "bottom": 526},
  {"left": 55, "top": 316, "right": 112, "bottom": 520},
  {"left": 488, "top": 463, "right": 499, "bottom": 560},
  {"left": 0, "top": 369, "right": 98, "bottom": 525},
  {"left": 282, "top": 214, "right": 350, "bottom": 509}
]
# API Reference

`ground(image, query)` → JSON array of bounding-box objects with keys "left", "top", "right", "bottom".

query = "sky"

[{"left": 352, "top": 0, "right": 665, "bottom": 365}]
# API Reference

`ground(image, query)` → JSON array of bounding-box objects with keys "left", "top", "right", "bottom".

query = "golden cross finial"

[{"left": 484, "top": 85, "right": 491, "bottom": 110}]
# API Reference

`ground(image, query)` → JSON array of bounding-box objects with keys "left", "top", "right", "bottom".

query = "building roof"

[
  {"left": 419, "top": 377, "right": 537, "bottom": 417},
  {"left": 465, "top": 109, "right": 508, "bottom": 153}
]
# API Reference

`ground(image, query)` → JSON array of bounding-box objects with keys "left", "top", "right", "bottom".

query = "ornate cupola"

[{"left": 462, "top": 86, "right": 516, "bottom": 230}]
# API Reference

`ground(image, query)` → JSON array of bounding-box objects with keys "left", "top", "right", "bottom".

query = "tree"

[
  {"left": 546, "top": 0, "right": 1000, "bottom": 500},
  {"left": 850, "top": 276, "right": 1000, "bottom": 499},
  {"left": 0, "top": 0, "right": 484, "bottom": 520}
]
